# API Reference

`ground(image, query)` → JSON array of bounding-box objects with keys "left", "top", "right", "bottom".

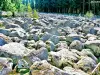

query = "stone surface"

[
  {"left": 0, "top": 43, "right": 31, "bottom": 58},
  {"left": 77, "top": 56, "right": 97, "bottom": 72}
]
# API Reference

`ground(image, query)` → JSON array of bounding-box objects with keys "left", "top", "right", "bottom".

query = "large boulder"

[
  {"left": 77, "top": 56, "right": 97, "bottom": 72},
  {"left": 0, "top": 57, "right": 13, "bottom": 75},
  {"left": 70, "top": 40, "right": 83, "bottom": 51},
  {"left": 56, "top": 41, "right": 68, "bottom": 51},
  {"left": 0, "top": 43, "right": 32, "bottom": 63},
  {"left": 40, "top": 32, "right": 51, "bottom": 42},
  {"left": 0, "top": 38, "right": 7, "bottom": 46},
  {"left": 35, "top": 40, "right": 46, "bottom": 49},
  {"left": 49, "top": 49, "right": 80, "bottom": 68},
  {"left": 0, "top": 29, "right": 10, "bottom": 36},
  {"left": 30, "top": 60, "right": 71, "bottom": 75},
  {"left": 49, "top": 35, "right": 60, "bottom": 44},
  {"left": 9, "top": 28, "right": 27, "bottom": 39},
  {"left": 81, "top": 49, "right": 97, "bottom": 62},
  {"left": 5, "top": 23, "right": 20, "bottom": 29},
  {"left": 26, "top": 47, "right": 48, "bottom": 60},
  {"left": 0, "top": 33, "right": 11, "bottom": 45}
]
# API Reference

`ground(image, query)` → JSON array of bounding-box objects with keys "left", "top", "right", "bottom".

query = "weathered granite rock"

[
  {"left": 81, "top": 49, "right": 97, "bottom": 62},
  {"left": 35, "top": 40, "right": 46, "bottom": 49},
  {"left": 49, "top": 35, "right": 60, "bottom": 44},
  {"left": 70, "top": 40, "right": 83, "bottom": 51},
  {"left": 0, "top": 57, "right": 13, "bottom": 75},
  {"left": 84, "top": 44, "right": 100, "bottom": 57},
  {"left": 0, "top": 43, "right": 32, "bottom": 61},
  {"left": 63, "top": 67, "right": 89, "bottom": 75},
  {"left": 46, "top": 41, "right": 55, "bottom": 52},
  {"left": 56, "top": 41, "right": 68, "bottom": 51},
  {"left": 49, "top": 49, "right": 80, "bottom": 68},
  {"left": 40, "top": 32, "right": 51, "bottom": 42},
  {"left": 0, "top": 38, "right": 7, "bottom": 46},
  {"left": 0, "top": 29, "right": 10, "bottom": 36},
  {"left": 5, "top": 23, "right": 20, "bottom": 29},
  {"left": 77, "top": 56, "right": 97, "bottom": 72},
  {"left": 30, "top": 60, "right": 69, "bottom": 75},
  {"left": 26, "top": 47, "right": 48, "bottom": 60}
]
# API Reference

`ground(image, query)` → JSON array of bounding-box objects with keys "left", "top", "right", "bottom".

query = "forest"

[{"left": 0, "top": 0, "right": 100, "bottom": 15}]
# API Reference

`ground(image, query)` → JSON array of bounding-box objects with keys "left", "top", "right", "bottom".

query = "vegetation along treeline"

[
  {"left": 23, "top": 0, "right": 100, "bottom": 15},
  {"left": 0, "top": 0, "right": 100, "bottom": 15}
]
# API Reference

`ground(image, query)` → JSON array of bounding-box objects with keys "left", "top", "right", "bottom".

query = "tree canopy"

[{"left": 0, "top": 0, "right": 100, "bottom": 15}]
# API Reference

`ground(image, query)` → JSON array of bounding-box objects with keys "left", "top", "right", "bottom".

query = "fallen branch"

[{"left": 91, "top": 62, "right": 100, "bottom": 75}]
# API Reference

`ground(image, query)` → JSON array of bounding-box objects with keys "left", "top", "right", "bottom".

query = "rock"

[
  {"left": 81, "top": 49, "right": 97, "bottom": 62},
  {"left": 63, "top": 67, "right": 89, "bottom": 75},
  {"left": 58, "top": 36, "right": 66, "bottom": 41},
  {"left": 14, "top": 18, "right": 24, "bottom": 25},
  {"left": 46, "top": 41, "right": 55, "bottom": 52},
  {"left": 0, "top": 43, "right": 32, "bottom": 62},
  {"left": 9, "top": 28, "right": 27, "bottom": 39},
  {"left": 0, "top": 33, "right": 11, "bottom": 43},
  {"left": 56, "top": 41, "right": 68, "bottom": 51},
  {"left": 0, "top": 57, "right": 13, "bottom": 75},
  {"left": 88, "top": 36, "right": 97, "bottom": 41},
  {"left": 49, "top": 35, "right": 59, "bottom": 44},
  {"left": 40, "top": 32, "right": 51, "bottom": 42},
  {"left": 5, "top": 23, "right": 20, "bottom": 29},
  {"left": 77, "top": 56, "right": 97, "bottom": 72},
  {"left": 68, "top": 33, "right": 82, "bottom": 41},
  {"left": 70, "top": 40, "right": 83, "bottom": 51},
  {"left": 49, "top": 49, "right": 80, "bottom": 68},
  {"left": 85, "top": 40, "right": 100, "bottom": 45},
  {"left": 66, "top": 33, "right": 82, "bottom": 45},
  {"left": 89, "top": 28, "right": 97, "bottom": 35},
  {"left": 84, "top": 44, "right": 100, "bottom": 57},
  {"left": 28, "top": 34, "right": 39, "bottom": 41},
  {"left": 66, "top": 20, "right": 80, "bottom": 28},
  {"left": 20, "top": 40, "right": 28, "bottom": 46},
  {"left": 26, "top": 47, "right": 48, "bottom": 60},
  {"left": 26, "top": 40, "right": 35, "bottom": 49},
  {"left": 21, "top": 23, "right": 30, "bottom": 31},
  {"left": 11, "top": 37, "right": 21, "bottom": 42},
  {"left": 17, "top": 59, "right": 29, "bottom": 68},
  {"left": 0, "top": 29, "right": 10, "bottom": 36},
  {"left": 1, "top": 11, "right": 7, "bottom": 17},
  {"left": 30, "top": 60, "right": 70, "bottom": 75},
  {"left": 0, "top": 38, "right": 7, "bottom": 46},
  {"left": 35, "top": 40, "right": 46, "bottom": 49},
  {"left": 82, "top": 23, "right": 94, "bottom": 34}
]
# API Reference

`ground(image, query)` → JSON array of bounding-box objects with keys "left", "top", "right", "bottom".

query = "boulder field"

[{"left": 0, "top": 13, "right": 100, "bottom": 75}]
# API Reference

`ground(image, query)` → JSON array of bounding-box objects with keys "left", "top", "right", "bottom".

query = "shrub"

[
  {"left": 0, "top": 23, "right": 5, "bottom": 28},
  {"left": 27, "top": 3, "right": 33, "bottom": 17},
  {"left": 85, "top": 11, "right": 94, "bottom": 18},
  {"left": 33, "top": 9, "right": 39, "bottom": 19}
]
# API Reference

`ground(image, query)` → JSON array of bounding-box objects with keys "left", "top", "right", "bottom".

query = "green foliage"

[
  {"left": 85, "top": 11, "right": 94, "bottom": 18},
  {"left": 33, "top": 9, "right": 39, "bottom": 19},
  {"left": 27, "top": 3, "right": 33, "bottom": 17},
  {"left": 0, "top": 0, "right": 26, "bottom": 13},
  {"left": 19, "top": 4, "right": 26, "bottom": 12},
  {"left": 9, "top": 3, "right": 17, "bottom": 12},
  {"left": 0, "top": 23, "right": 5, "bottom": 28}
]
